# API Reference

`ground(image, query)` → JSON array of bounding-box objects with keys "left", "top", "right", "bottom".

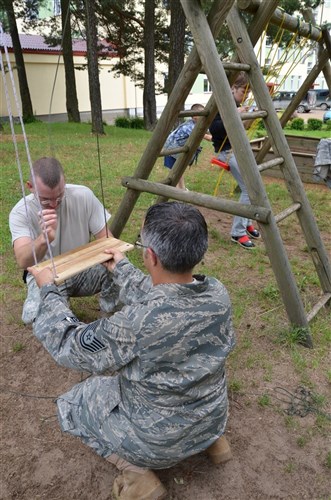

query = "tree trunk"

[
  {"left": 84, "top": 0, "right": 104, "bottom": 134},
  {"left": 4, "top": 0, "right": 35, "bottom": 122},
  {"left": 61, "top": 0, "right": 80, "bottom": 122},
  {"left": 143, "top": 0, "right": 157, "bottom": 130},
  {"left": 168, "top": 0, "right": 186, "bottom": 97}
]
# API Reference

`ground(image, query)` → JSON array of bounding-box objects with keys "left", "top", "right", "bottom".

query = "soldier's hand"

[
  {"left": 39, "top": 209, "right": 58, "bottom": 243},
  {"left": 103, "top": 248, "right": 125, "bottom": 271},
  {"left": 27, "top": 265, "right": 55, "bottom": 288}
]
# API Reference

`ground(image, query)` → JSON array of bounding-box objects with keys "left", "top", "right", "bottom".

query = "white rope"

[
  {"left": 0, "top": 44, "right": 37, "bottom": 264},
  {"left": 0, "top": 23, "right": 57, "bottom": 276}
]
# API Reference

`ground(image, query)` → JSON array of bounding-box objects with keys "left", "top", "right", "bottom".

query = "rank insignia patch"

[{"left": 79, "top": 323, "right": 106, "bottom": 353}]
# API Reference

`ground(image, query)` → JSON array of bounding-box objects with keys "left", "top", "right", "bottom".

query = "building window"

[
  {"left": 290, "top": 76, "right": 295, "bottom": 89},
  {"left": 203, "top": 78, "right": 212, "bottom": 93},
  {"left": 307, "top": 61, "right": 312, "bottom": 75},
  {"left": 54, "top": 0, "right": 61, "bottom": 16}
]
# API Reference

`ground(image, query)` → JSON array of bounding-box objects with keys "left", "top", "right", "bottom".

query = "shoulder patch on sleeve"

[{"left": 79, "top": 322, "right": 106, "bottom": 353}]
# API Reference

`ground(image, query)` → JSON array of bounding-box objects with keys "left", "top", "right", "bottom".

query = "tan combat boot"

[
  {"left": 206, "top": 435, "right": 232, "bottom": 464},
  {"left": 112, "top": 469, "right": 167, "bottom": 500}
]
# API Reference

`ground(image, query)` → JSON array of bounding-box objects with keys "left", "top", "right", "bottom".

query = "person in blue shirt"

[{"left": 163, "top": 103, "right": 212, "bottom": 190}]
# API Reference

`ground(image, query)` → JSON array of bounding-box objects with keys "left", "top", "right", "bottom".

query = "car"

[
  {"left": 272, "top": 90, "right": 315, "bottom": 113},
  {"left": 312, "top": 89, "right": 330, "bottom": 110},
  {"left": 323, "top": 109, "right": 331, "bottom": 123}
]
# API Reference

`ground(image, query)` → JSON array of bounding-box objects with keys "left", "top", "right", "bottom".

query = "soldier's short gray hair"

[
  {"left": 30, "top": 157, "right": 64, "bottom": 188},
  {"left": 141, "top": 202, "right": 208, "bottom": 273}
]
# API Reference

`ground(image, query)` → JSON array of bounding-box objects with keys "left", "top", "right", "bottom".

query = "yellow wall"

[{"left": 0, "top": 51, "right": 144, "bottom": 120}]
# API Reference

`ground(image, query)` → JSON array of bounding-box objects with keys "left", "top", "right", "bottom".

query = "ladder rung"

[
  {"left": 178, "top": 110, "right": 209, "bottom": 117},
  {"left": 159, "top": 146, "right": 189, "bottom": 157},
  {"left": 306, "top": 293, "right": 331, "bottom": 322},
  {"left": 275, "top": 203, "right": 301, "bottom": 223},
  {"left": 258, "top": 157, "right": 284, "bottom": 172},
  {"left": 240, "top": 110, "right": 268, "bottom": 120},
  {"left": 222, "top": 61, "right": 251, "bottom": 71},
  {"left": 290, "top": 151, "right": 315, "bottom": 159},
  {"left": 121, "top": 176, "right": 271, "bottom": 223},
  {"left": 200, "top": 61, "right": 251, "bottom": 75}
]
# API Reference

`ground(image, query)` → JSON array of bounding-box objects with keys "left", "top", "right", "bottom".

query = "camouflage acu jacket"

[{"left": 33, "top": 259, "right": 235, "bottom": 468}]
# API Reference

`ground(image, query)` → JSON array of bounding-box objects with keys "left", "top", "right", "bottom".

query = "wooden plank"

[
  {"left": 251, "top": 136, "right": 319, "bottom": 154},
  {"left": 285, "top": 136, "right": 320, "bottom": 154},
  {"left": 307, "top": 292, "right": 331, "bottom": 322},
  {"left": 238, "top": 0, "right": 322, "bottom": 42},
  {"left": 122, "top": 176, "right": 271, "bottom": 222},
  {"left": 275, "top": 203, "right": 301, "bottom": 223},
  {"left": 251, "top": 137, "right": 321, "bottom": 184},
  {"left": 33, "top": 237, "right": 134, "bottom": 285}
]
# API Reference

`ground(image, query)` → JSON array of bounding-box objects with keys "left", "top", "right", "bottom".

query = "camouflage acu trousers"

[{"left": 22, "top": 264, "right": 119, "bottom": 324}]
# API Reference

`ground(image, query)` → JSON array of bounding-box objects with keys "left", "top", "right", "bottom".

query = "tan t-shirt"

[{"left": 9, "top": 184, "right": 111, "bottom": 260}]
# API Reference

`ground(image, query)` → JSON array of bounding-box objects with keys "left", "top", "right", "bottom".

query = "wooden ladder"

[{"left": 110, "top": 0, "right": 331, "bottom": 347}]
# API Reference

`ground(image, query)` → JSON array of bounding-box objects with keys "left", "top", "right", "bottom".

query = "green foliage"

[
  {"left": 285, "top": 127, "right": 330, "bottom": 138},
  {"left": 115, "top": 116, "right": 145, "bottom": 129},
  {"left": 228, "top": 379, "right": 243, "bottom": 393},
  {"left": 12, "top": 342, "right": 24, "bottom": 353},
  {"left": 255, "top": 129, "right": 267, "bottom": 138},
  {"left": 23, "top": 115, "right": 39, "bottom": 124},
  {"left": 277, "top": 327, "right": 311, "bottom": 347},
  {"left": 256, "top": 119, "right": 266, "bottom": 130},
  {"left": 258, "top": 394, "right": 271, "bottom": 407},
  {"left": 307, "top": 119, "right": 323, "bottom": 131},
  {"left": 115, "top": 116, "right": 132, "bottom": 128},
  {"left": 296, "top": 436, "right": 307, "bottom": 447},
  {"left": 130, "top": 117, "right": 145, "bottom": 129},
  {"left": 326, "top": 121, "right": 331, "bottom": 131},
  {"left": 290, "top": 118, "right": 305, "bottom": 130},
  {"left": 284, "top": 461, "right": 296, "bottom": 473},
  {"left": 261, "top": 283, "right": 279, "bottom": 301}
]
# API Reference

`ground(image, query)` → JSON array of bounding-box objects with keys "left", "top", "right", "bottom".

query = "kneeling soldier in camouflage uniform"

[{"left": 28, "top": 201, "right": 236, "bottom": 500}]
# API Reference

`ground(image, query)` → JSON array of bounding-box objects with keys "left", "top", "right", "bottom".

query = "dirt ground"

[{"left": 1, "top": 186, "right": 331, "bottom": 500}]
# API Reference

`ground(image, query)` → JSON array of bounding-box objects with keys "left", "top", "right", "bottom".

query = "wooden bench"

[{"left": 250, "top": 135, "right": 320, "bottom": 184}]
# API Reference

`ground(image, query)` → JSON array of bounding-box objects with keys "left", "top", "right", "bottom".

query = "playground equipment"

[{"left": 110, "top": 0, "right": 331, "bottom": 347}]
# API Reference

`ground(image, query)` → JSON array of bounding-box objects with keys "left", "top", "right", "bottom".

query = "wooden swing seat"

[{"left": 32, "top": 236, "right": 134, "bottom": 285}]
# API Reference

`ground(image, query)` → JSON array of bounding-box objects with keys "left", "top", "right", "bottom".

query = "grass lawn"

[{"left": 284, "top": 128, "right": 331, "bottom": 139}]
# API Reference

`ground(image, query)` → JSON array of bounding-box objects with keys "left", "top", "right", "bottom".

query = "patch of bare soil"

[{"left": 1, "top": 193, "right": 330, "bottom": 500}]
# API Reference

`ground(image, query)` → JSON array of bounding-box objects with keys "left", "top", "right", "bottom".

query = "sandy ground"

[{"left": 1, "top": 201, "right": 330, "bottom": 499}]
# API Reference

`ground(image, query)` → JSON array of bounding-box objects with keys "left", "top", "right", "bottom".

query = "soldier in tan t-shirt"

[{"left": 9, "top": 156, "right": 119, "bottom": 324}]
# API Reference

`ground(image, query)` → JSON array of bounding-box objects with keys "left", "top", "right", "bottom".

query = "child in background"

[
  {"left": 209, "top": 72, "right": 261, "bottom": 249},
  {"left": 163, "top": 103, "right": 212, "bottom": 190}
]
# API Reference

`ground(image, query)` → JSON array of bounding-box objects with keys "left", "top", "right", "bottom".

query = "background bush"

[
  {"left": 290, "top": 118, "right": 305, "bottom": 130},
  {"left": 115, "top": 116, "right": 145, "bottom": 129},
  {"left": 307, "top": 118, "right": 323, "bottom": 131},
  {"left": 115, "top": 116, "right": 131, "bottom": 128},
  {"left": 130, "top": 117, "right": 145, "bottom": 129}
]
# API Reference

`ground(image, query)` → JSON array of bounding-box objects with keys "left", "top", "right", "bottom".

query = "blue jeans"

[{"left": 217, "top": 150, "right": 252, "bottom": 238}]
